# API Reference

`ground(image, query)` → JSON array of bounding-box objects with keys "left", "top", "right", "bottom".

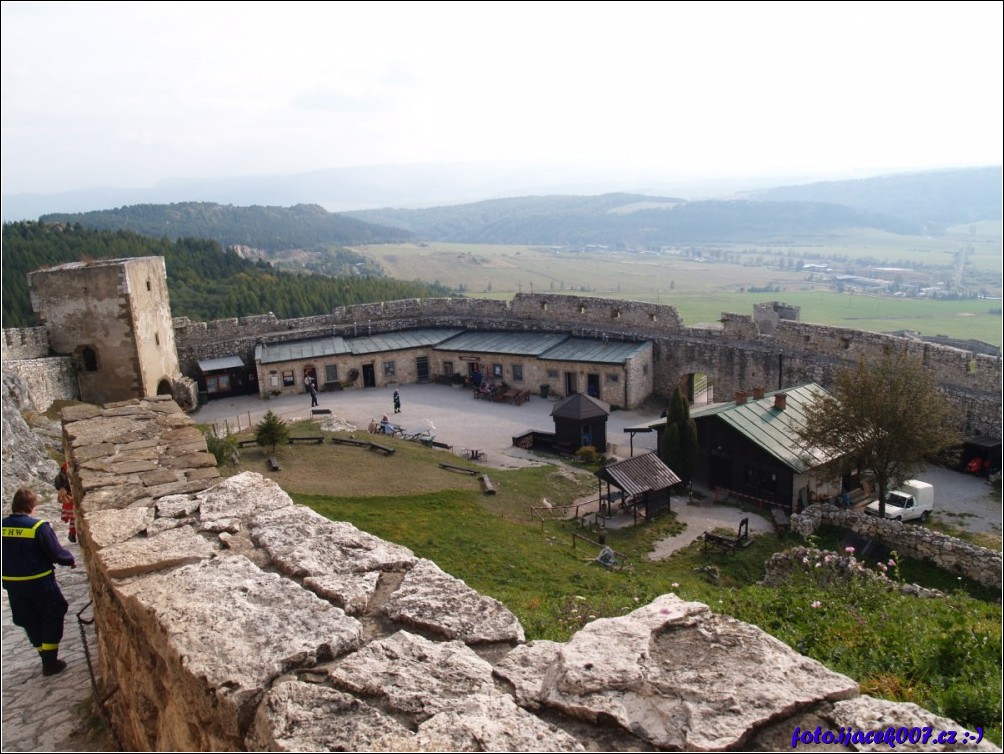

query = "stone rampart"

[
  {"left": 1, "top": 326, "right": 51, "bottom": 361},
  {"left": 792, "top": 504, "right": 1003, "bottom": 590},
  {"left": 1, "top": 357, "right": 78, "bottom": 412},
  {"left": 167, "top": 294, "right": 1002, "bottom": 437},
  {"left": 65, "top": 399, "right": 999, "bottom": 751}
]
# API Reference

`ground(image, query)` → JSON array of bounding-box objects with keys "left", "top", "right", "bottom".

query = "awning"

[{"left": 198, "top": 356, "right": 246, "bottom": 373}]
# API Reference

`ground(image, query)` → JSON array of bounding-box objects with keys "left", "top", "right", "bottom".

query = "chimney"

[
  {"left": 735, "top": 391, "right": 748, "bottom": 405},
  {"left": 773, "top": 392, "right": 788, "bottom": 410},
  {"left": 751, "top": 385, "right": 765, "bottom": 399}
]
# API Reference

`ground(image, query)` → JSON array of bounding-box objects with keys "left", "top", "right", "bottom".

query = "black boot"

[{"left": 40, "top": 650, "right": 67, "bottom": 677}]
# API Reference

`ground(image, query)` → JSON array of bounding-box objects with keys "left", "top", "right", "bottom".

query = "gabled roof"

[
  {"left": 597, "top": 452, "right": 682, "bottom": 497},
  {"left": 689, "top": 383, "right": 836, "bottom": 473},
  {"left": 552, "top": 393, "right": 610, "bottom": 420}
]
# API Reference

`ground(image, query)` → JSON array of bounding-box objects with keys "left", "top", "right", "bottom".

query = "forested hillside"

[
  {"left": 345, "top": 194, "right": 919, "bottom": 246},
  {"left": 1, "top": 222, "right": 450, "bottom": 327},
  {"left": 745, "top": 166, "right": 1002, "bottom": 228},
  {"left": 39, "top": 202, "right": 413, "bottom": 252}
]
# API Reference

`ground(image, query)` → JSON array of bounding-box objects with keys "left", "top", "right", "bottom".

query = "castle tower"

[{"left": 28, "top": 257, "right": 181, "bottom": 405}]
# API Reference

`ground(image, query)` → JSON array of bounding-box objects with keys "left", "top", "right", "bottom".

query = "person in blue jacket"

[{"left": 2, "top": 487, "right": 76, "bottom": 676}]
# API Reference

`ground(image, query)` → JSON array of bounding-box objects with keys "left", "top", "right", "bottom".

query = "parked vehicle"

[{"left": 865, "top": 480, "right": 934, "bottom": 522}]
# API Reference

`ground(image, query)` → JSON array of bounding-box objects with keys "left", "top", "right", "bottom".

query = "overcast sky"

[{"left": 2, "top": 1, "right": 1001, "bottom": 195}]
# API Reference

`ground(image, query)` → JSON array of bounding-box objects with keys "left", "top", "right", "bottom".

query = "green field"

[{"left": 356, "top": 232, "right": 1003, "bottom": 345}]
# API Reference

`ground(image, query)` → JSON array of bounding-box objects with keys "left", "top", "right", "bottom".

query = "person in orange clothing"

[{"left": 55, "top": 462, "right": 76, "bottom": 543}]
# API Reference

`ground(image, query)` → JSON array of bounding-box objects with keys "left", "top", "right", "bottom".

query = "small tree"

[
  {"left": 660, "top": 386, "right": 698, "bottom": 483},
  {"left": 255, "top": 410, "right": 289, "bottom": 454},
  {"left": 797, "top": 353, "right": 962, "bottom": 517}
]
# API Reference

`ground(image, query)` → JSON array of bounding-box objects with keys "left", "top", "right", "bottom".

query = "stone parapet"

[
  {"left": 791, "top": 504, "right": 1002, "bottom": 589},
  {"left": 64, "top": 398, "right": 998, "bottom": 751},
  {"left": 1, "top": 326, "right": 51, "bottom": 361}
]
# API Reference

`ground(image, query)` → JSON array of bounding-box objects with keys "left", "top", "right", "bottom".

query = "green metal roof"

[
  {"left": 435, "top": 331, "right": 570, "bottom": 356},
  {"left": 690, "top": 383, "right": 835, "bottom": 473},
  {"left": 255, "top": 337, "right": 350, "bottom": 365},
  {"left": 540, "top": 337, "right": 650, "bottom": 364},
  {"left": 348, "top": 328, "right": 464, "bottom": 355},
  {"left": 255, "top": 328, "right": 651, "bottom": 368}
]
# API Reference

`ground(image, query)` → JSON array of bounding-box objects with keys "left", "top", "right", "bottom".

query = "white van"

[{"left": 865, "top": 480, "right": 934, "bottom": 522}]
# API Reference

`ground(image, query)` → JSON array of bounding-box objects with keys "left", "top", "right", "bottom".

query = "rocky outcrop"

[
  {"left": 67, "top": 398, "right": 999, "bottom": 752},
  {"left": 1, "top": 370, "right": 60, "bottom": 503}
]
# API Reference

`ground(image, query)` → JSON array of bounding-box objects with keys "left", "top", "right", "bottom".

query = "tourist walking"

[
  {"left": 393, "top": 389, "right": 401, "bottom": 414},
  {"left": 2, "top": 487, "right": 76, "bottom": 676}
]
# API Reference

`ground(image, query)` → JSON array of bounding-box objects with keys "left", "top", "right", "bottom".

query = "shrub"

[
  {"left": 202, "top": 428, "right": 237, "bottom": 465},
  {"left": 576, "top": 445, "right": 598, "bottom": 464}
]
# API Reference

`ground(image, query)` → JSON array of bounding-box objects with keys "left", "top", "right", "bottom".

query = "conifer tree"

[
  {"left": 660, "top": 386, "right": 697, "bottom": 483},
  {"left": 255, "top": 409, "right": 289, "bottom": 454}
]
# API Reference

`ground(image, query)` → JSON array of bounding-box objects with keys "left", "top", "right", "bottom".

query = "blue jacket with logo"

[{"left": 1, "top": 513, "right": 75, "bottom": 586}]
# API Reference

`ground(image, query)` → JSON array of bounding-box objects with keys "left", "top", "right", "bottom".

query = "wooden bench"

[
  {"left": 431, "top": 441, "right": 454, "bottom": 452},
  {"left": 702, "top": 531, "right": 738, "bottom": 554},
  {"left": 480, "top": 474, "right": 496, "bottom": 494},
  {"left": 237, "top": 439, "right": 259, "bottom": 448},
  {"left": 289, "top": 436, "right": 324, "bottom": 445},
  {"left": 330, "top": 436, "right": 372, "bottom": 448},
  {"left": 771, "top": 507, "right": 790, "bottom": 533},
  {"left": 267, "top": 456, "right": 281, "bottom": 471},
  {"left": 513, "top": 389, "right": 531, "bottom": 405},
  {"left": 311, "top": 408, "right": 332, "bottom": 416},
  {"left": 368, "top": 442, "right": 395, "bottom": 456},
  {"left": 438, "top": 462, "right": 479, "bottom": 476}
]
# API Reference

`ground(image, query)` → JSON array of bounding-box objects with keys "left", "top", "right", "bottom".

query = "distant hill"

[
  {"left": 344, "top": 193, "right": 919, "bottom": 246},
  {"left": 0, "top": 222, "right": 448, "bottom": 327},
  {"left": 38, "top": 202, "right": 413, "bottom": 252},
  {"left": 744, "top": 166, "right": 1002, "bottom": 228}
]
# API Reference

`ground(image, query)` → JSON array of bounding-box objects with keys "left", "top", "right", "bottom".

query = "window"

[
  {"left": 282, "top": 370, "right": 295, "bottom": 386},
  {"left": 325, "top": 364, "right": 339, "bottom": 384},
  {"left": 492, "top": 363, "right": 503, "bottom": 379},
  {"left": 511, "top": 364, "right": 524, "bottom": 382},
  {"left": 606, "top": 373, "right": 620, "bottom": 383},
  {"left": 81, "top": 346, "right": 98, "bottom": 372},
  {"left": 206, "top": 375, "right": 231, "bottom": 393},
  {"left": 269, "top": 371, "right": 279, "bottom": 388},
  {"left": 443, "top": 361, "right": 454, "bottom": 376},
  {"left": 547, "top": 369, "right": 559, "bottom": 379},
  {"left": 384, "top": 360, "right": 396, "bottom": 377}
]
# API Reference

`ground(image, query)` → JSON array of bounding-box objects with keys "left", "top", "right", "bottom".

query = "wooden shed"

[
  {"left": 551, "top": 393, "right": 610, "bottom": 452},
  {"left": 596, "top": 452, "right": 682, "bottom": 521}
]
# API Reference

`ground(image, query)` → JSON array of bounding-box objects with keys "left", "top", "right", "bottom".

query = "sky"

[{"left": 2, "top": 1, "right": 1002, "bottom": 196}]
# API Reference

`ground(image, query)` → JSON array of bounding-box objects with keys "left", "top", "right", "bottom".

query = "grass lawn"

[{"left": 220, "top": 421, "right": 1001, "bottom": 740}]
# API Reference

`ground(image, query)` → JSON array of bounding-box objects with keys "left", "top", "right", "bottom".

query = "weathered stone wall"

[
  {"left": 0, "top": 357, "right": 78, "bottom": 413},
  {"left": 2, "top": 326, "right": 51, "bottom": 360},
  {"left": 65, "top": 399, "right": 998, "bottom": 752},
  {"left": 170, "top": 294, "right": 1002, "bottom": 437},
  {"left": 792, "top": 503, "right": 1003, "bottom": 589}
]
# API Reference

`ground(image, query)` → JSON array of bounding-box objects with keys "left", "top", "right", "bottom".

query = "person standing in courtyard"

[
  {"left": 308, "top": 379, "right": 318, "bottom": 407},
  {"left": 2, "top": 487, "right": 76, "bottom": 677},
  {"left": 393, "top": 389, "right": 401, "bottom": 414}
]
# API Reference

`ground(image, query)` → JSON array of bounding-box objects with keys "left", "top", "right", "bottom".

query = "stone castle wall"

[
  {"left": 1, "top": 357, "right": 78, "bottom": 413},
  {"left": 171, "top": 294, "right": 1001, "bottom": 437},
  {"left": 64, "top": 398, "right": 997, "bottom": 752},
  {"left": 2, "top": 326, "right": 51, "bottom": 360},
  {"left": 7, "top": 293, "right": 1001, "bottom": 435},
  {"left": 792, "top": 504, "right": 1003, "bottom": 589}
]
